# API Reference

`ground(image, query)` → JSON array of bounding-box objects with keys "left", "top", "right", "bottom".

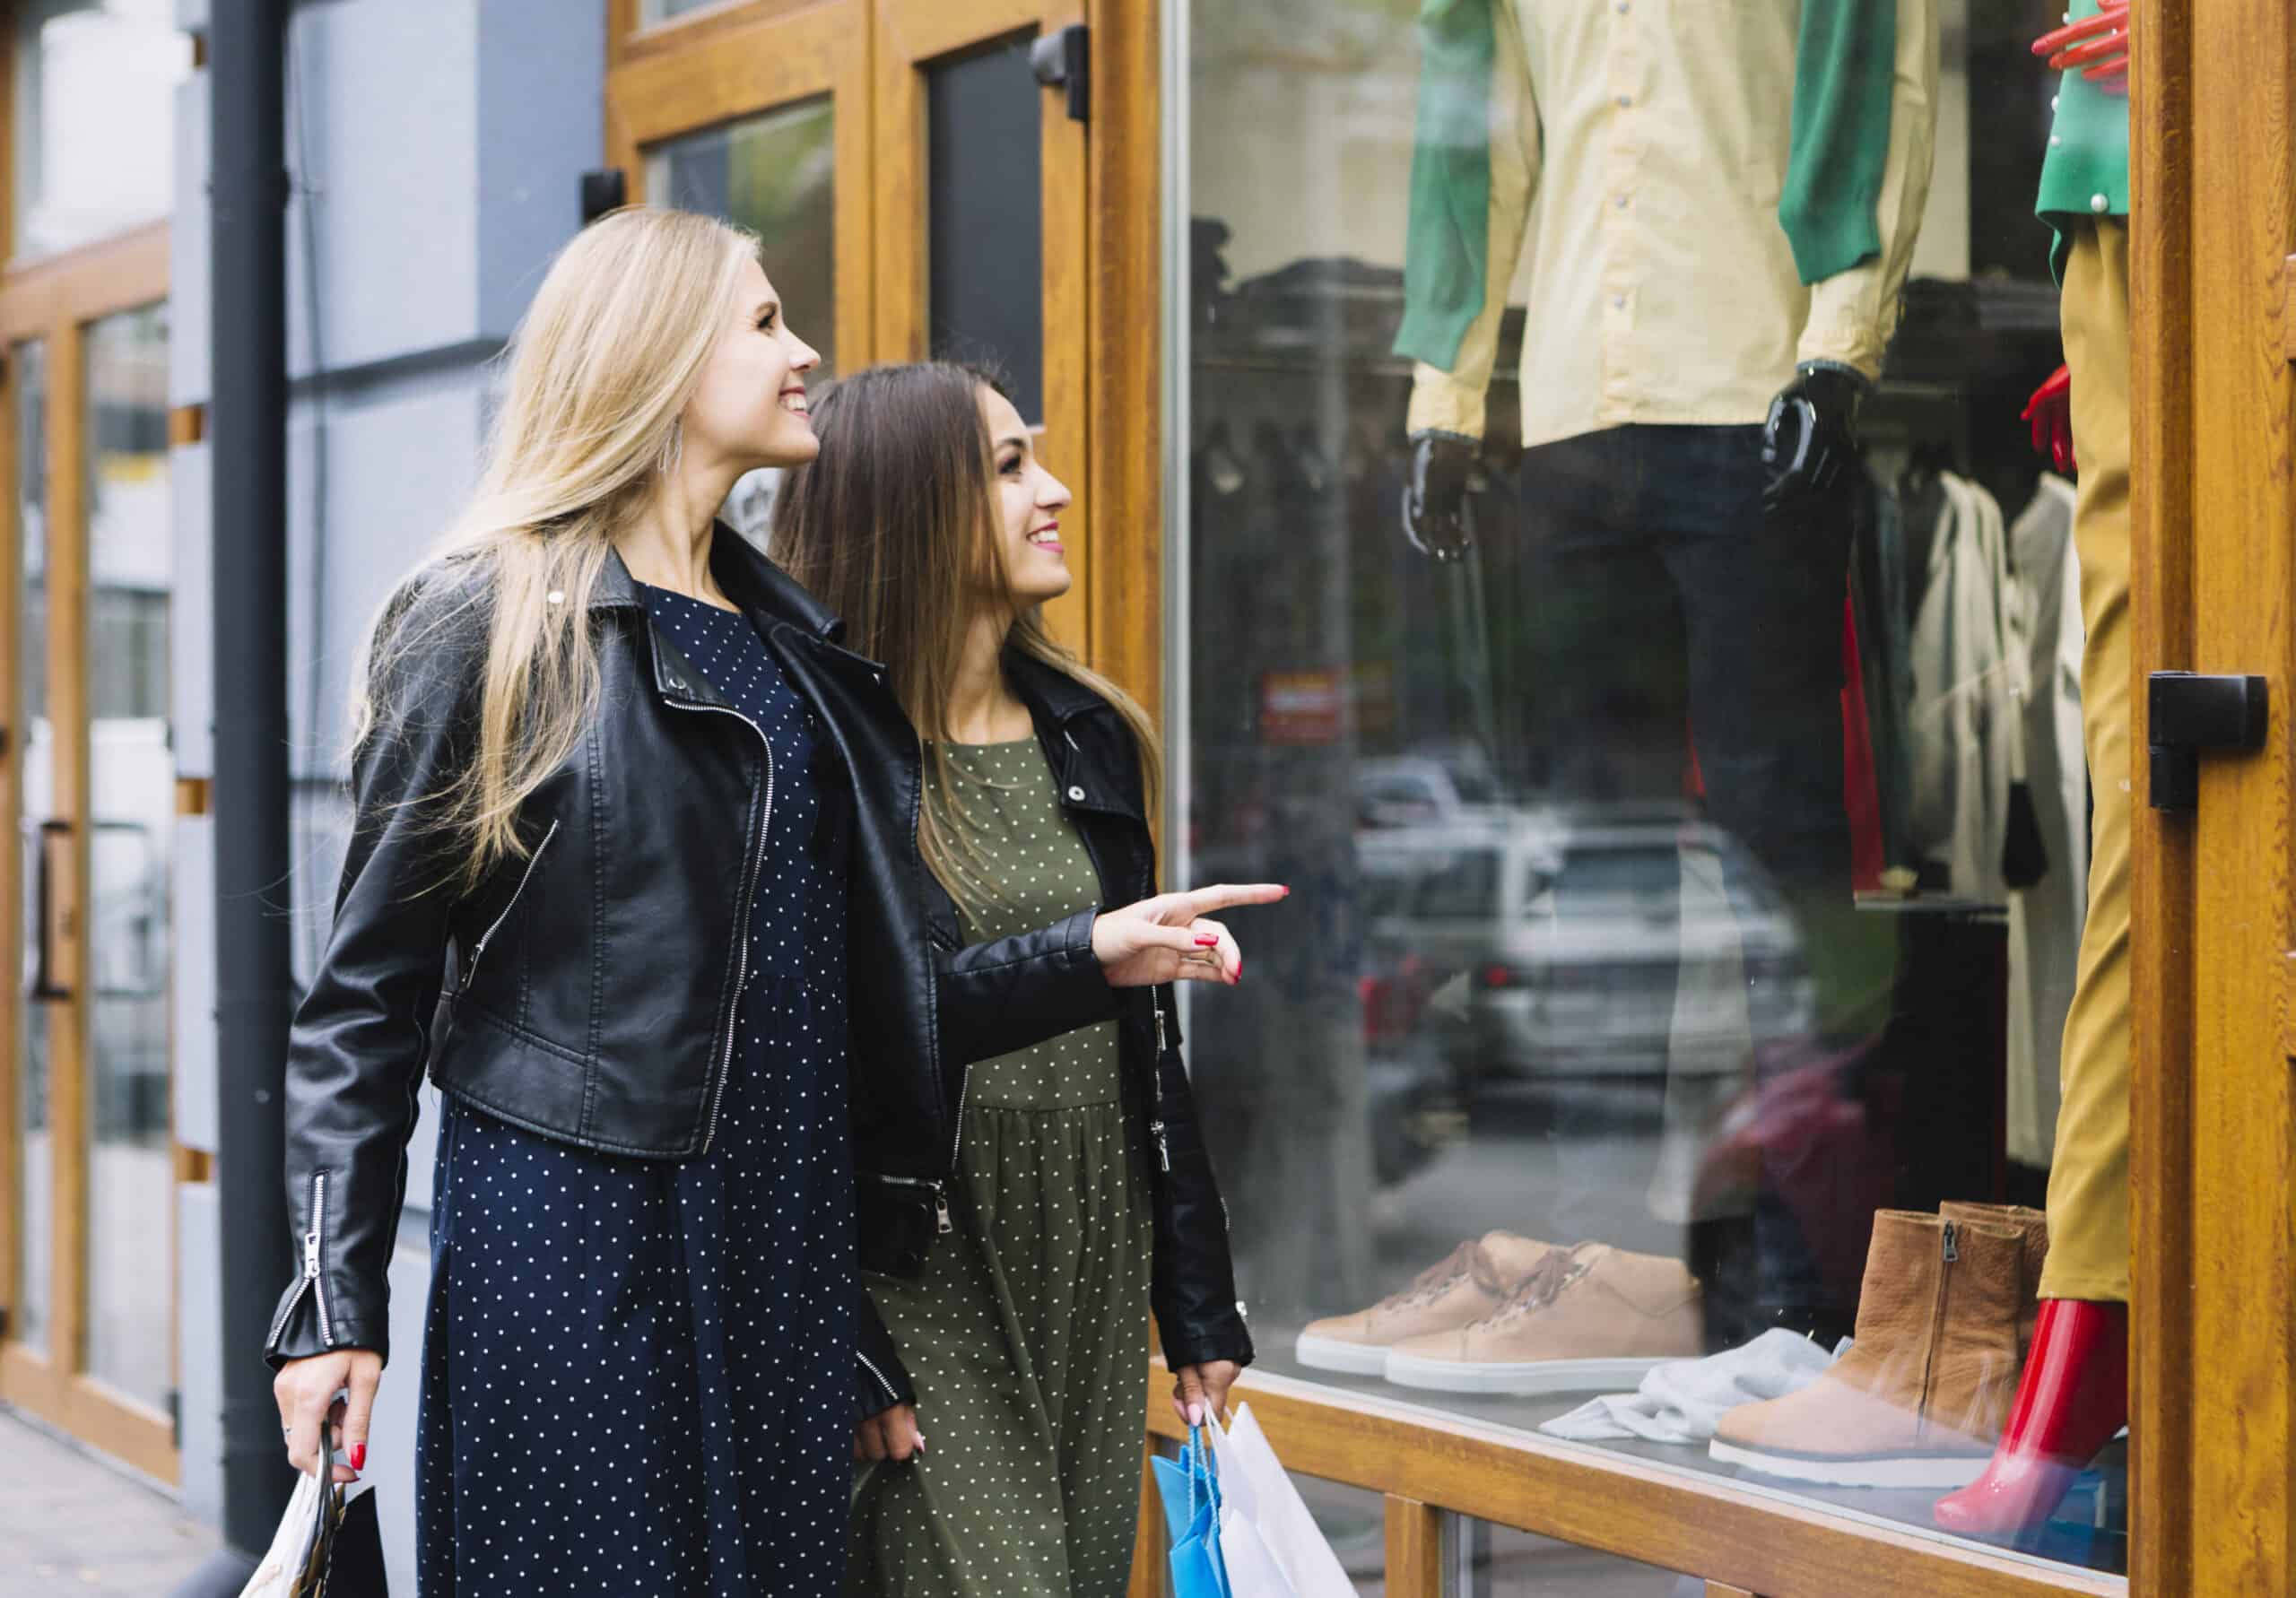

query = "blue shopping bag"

[{"left": 1149, "top": 1425, "right": 1231, "bottom": 1598}]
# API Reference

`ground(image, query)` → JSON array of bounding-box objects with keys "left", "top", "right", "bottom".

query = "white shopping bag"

[{"left": 1205, "top": 1404, "right": 1361, "bottom": 1598}]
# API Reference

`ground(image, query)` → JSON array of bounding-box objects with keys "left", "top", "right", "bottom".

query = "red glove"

[
  {"left": 2033, "top": 0, "right": 2130, "bottom": 96},
  {"left": 2022, "top": 364, "right": 2075, "bottom": 475}
]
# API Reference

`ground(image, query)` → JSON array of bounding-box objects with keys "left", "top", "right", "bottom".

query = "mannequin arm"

[
  {"left": 1398, "top": 0, "right": 1541, "bottom": 442},
  {"left": 1794, "top": 0, "right": 1940, "bottom": 379}
]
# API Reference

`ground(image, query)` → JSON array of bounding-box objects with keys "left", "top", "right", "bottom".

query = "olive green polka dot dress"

[{"left": 849, "top": 737, "right": 1153, "bottom": 1598}]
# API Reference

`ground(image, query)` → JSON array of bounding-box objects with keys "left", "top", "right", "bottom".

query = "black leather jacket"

[
  {"left": 856, "top": 650, "right": 1254, "bottom": 1385},
  {"left": 266, "top": 531, "right": 1121, "bottom": 1417}
]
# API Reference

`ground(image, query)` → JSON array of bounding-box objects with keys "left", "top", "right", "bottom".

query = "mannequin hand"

[
  {"left": 1402, "top": 430, "right": 1478, "bottom": 560},
  {"left": 2033, "top": 0, "right": 2129, "bottom": 95},
  {"left": 1172, "top": 1361, "right": 1243, "bottom": 1429},
  {"left": 1091, "top": 884, "right": 1289, "bottom": 988},
  {"left": 2022, "top": 364, "right": 2076, "bottom": 474},
  {"left": 856, "top": 1403, "right": 925, "bottom": 1463},
  {"left": 1761, "top": 361, "right": 1872, "bottom": 514}
]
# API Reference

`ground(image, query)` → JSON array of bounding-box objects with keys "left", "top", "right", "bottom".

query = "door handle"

[
  {"left": 31, "top": 818, "right": 71, "bottom": 999},
  {"left": 2147, "top": 672, "right": 2268, "bottom": 812}
]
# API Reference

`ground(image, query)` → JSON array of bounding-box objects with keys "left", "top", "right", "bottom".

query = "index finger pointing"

[{"left": 1178, "top": 883, "right": 1289, "bottom": 916}]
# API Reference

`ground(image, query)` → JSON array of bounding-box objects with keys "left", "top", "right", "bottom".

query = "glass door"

[
  {"left": 874, "top": 0, "right": 1091, "bottom": 651},
  {"left": 608, "top": 0, "right": 874, "bottom": 543},
  {"left": 0, "top": 248, "right": 174, "bottom": 1485}
]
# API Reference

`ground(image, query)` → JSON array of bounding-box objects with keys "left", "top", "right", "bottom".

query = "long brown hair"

[
  {"left": 770, "top": 361, "right": 1161, "bottom": 904},
  {"left": 353, "top": 207, "right": 762, "bottom": 893}
]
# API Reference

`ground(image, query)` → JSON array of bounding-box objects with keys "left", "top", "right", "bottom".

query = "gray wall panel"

[
  {"left": 284, "top": 0, "right": 479, "bottom": 379},
  {"left": 170, "top": 439, "right": 213, "bottom": 777},
  {"left": 170, "top": 73, "right": 210, "bottom": 409},
  {"left": 476, "top": 0, "right": 604, "bottom": 339},
  {"left": 171, "top": 814, "right": 218, "bottom": 1153},
  {"left": 176, "top": 1182, "right": 223, "bottom": 1525}
]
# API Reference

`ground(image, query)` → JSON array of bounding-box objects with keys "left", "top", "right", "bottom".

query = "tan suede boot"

[
  {"left": 1294, "top": 1231, "right": 1552, "bottom": 1375},
  {"left": 1384, "top": 1243, "right": 1702, "bottom": 1395},
  {"left": 1939, "top": 1200, "right": 2048, "bottom": 1361},
  {"left": 1709, "top": 1210, "right": 2025, "bottom": 1489}
]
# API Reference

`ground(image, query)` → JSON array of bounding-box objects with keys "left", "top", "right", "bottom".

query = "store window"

[
  {"left": 10, "top": 0, "right": 192, "bottom": 263},
  {"left": 1176, "top": 0, "right": 2118, "bottom": 1577}
]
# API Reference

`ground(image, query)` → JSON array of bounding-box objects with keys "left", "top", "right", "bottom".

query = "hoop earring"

[{"left": 658, "top": 418, "right": 684, "bottom": 475}]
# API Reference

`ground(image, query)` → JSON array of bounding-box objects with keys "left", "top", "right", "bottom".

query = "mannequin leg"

[{"left": 1935, "top": 215, "right": 2131, "bottom": 1537}]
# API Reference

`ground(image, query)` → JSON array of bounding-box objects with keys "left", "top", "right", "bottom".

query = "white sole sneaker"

[
  {"left": 1293, "top": 1333, "right": 1396, "bottom": 1376},
  {"left": 1707, "top": 1437, "right": 1992, "bottom": 1490},
  {"left": 1382, "top": 1350, "right": 1672, "bottom": 1395}
]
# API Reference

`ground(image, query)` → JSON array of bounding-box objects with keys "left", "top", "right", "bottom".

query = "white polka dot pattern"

[
  {"left": 415, "top": 583, "right": 855, "bottom": 1596},
  {"left": 850, "top": 738, "right": 1152, "bottom": 1598}
]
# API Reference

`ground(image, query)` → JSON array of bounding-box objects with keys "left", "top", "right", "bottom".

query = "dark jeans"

[{"left": 1493, "top": 424, "right": 1859, "bottom": 1333}]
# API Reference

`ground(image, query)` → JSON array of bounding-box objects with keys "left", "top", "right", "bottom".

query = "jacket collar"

[
  {"left": 1003, "top": 647, "right": 1114, "bottom": 729},
  {"left": 590, "top": 522, "right": 847, "bottom": 644}
]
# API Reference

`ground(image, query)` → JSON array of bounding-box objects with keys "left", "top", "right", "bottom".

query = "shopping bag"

[
  {"left": 1205, "top": 1404, "right": 1360, "bottom": 1598},
  {"left": 1149, "top": 1426, "right": 1231, "bottom": 1598},
  {"left": 238, "top": 1426, "right": 389, "bottom": 1597}
]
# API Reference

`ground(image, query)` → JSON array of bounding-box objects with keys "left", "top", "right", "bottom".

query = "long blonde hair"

[
  {"left": 769, "top": 362, "right": 1161, "bottom": 907},
  {"left": 351, "top": 207, "right": 762, "bottom": 893}
]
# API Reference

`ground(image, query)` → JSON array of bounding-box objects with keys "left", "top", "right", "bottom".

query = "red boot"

[{"left": 1934, "top": 1299, "right": 2128, "bottom": 1537}]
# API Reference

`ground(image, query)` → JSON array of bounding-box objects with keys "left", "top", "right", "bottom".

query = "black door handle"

[{"left": 2148, "top": 672, "right": 2268, "bottom": 812}]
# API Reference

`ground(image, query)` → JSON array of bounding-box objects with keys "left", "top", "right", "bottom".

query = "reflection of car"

[
  {"left": 1354, "top": 754, "right": 1508, "bottom": 831},
  {"left": 1366, "top": 804, "right": 1813, "bottom": 1080}
]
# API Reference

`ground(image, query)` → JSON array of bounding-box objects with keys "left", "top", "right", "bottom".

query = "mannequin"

[
  {"left": 1395, "top": 0, "right": 1938, "bottom": 1340},
  {"left": 1936, "top": 0, "right": 2133, "bottom": 1538}
]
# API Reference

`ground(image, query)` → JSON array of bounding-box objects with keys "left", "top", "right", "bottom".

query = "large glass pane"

[
  {"left": 648, "top": 99, "right": 836, "bottom": 540},
  {"left": 926, "top": 33, "right": 1044, "bottom": 422},
  {"left": 12, "top": 1, "right": 193, "bottom": 262},
  {"left": 82, "top": 305, "right": 171, "bottom": 1409},
  {"left": 1179, "top": 0, "right": 2121, "bottom": 1576},
  {"left": 13, "top": 340, "right": 50, "bottom": 1355}
]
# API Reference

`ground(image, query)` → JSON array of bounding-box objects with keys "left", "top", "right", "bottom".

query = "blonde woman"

[
  {"left": 264, "top": 211, "right": 1277, "bottom": 1595},
  {"left": 773, "top": 363, "right": 1257, "bottom": 1598}
]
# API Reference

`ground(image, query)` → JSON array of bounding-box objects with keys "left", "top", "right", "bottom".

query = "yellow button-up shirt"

[{"left": 1406, "top": 0, "right": 1938, "bottom": 450}]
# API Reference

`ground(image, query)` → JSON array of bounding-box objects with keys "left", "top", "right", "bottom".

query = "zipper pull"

[
  {"left": 1941, "top": 1220, "right": 1959, "bottom": 1264},
  {"left": 935, "top": 1191, "right": 953, "bottom": 1235},
  {"left": 303, "top": 1229, "right": 323, "bottom": 1279},
  {"left": 1150, "top": 1120, "right": 1172, "bottom": 1173},
  {"left": 1154, "top": 1001, "right": 1170, "bottom": 1055}
]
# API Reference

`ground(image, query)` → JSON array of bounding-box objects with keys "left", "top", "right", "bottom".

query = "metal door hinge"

[
  {"left": 2148, "top": 672, "right": 2268, "bottom": 812},
  {"left": 1031, "top": 24, "right": 1088, "bottom": 123}
]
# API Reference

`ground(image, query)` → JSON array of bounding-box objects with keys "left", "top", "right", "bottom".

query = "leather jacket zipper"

[
  {"left": 880, "top": 1172, "right": 953, "bottom": 1235},
  {"left": 458, "top": 818, "right": 559, "bottom": 993},
  {"left": 665, "top": 699, "right": 775, "bottom": 1155},
  {"left": 304, "top": 1172, "right": 335, "bottom": 1346},
  {"left": 1149, "top": 1000, "right": 1173, "bottom": 1173},
  {"left": 857, "top": 1350, "right": 901, "bottom": 1404}
]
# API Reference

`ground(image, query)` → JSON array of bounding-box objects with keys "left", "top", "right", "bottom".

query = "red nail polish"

[
  {"left": 1196, "top": 934, "right": 1220, "bottom": 946},
  {"left": 350, "top": 1444, "right": 366, "bottom": 1472}
]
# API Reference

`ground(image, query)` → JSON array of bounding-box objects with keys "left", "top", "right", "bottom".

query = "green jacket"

[{"left": 2034, "top": 0, "right": 2129, "bottom": 281}]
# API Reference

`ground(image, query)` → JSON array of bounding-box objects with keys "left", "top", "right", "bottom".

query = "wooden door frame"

[
  {"left": 0, "top": 219, "right": 176, "bottom": 1484},
  {"left": 873, "top": 0, "right": 1092, "bottom": 654},
  {"left": 2132, "top": 0, "right": 2295, "bottom": 1591},
  {"left": 606, "top": 0, "right": 875, "bottom": 395}
]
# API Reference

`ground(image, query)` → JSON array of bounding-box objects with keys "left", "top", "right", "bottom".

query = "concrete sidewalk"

[{"left": 0, "top": 1406, "right": 218, "bottom": 1594}]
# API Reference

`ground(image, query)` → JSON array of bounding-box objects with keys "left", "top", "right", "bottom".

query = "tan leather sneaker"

[
  {"left": 1294, "top": 1231, "right": 1553, "bottom": 1375},
  {"left": 1384, "top": 1243, "right": 1703, "bottom": 1395}
]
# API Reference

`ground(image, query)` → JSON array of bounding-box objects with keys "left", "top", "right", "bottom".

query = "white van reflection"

[{"left": 1363, "top": 803, "right": 1815, "bottom": 1084}]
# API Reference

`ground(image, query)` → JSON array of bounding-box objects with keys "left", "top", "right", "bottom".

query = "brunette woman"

[
  {"left": 265, "top": 212, "right": 1275, "bottom": 1596},
  {"left": 773, "top": 363, "right": 1257, "bottom": 1597}
]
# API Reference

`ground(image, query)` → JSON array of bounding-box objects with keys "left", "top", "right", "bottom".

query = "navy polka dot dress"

[{"left": 415, "top": 582, "right": 854, "bottom": 1597}]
